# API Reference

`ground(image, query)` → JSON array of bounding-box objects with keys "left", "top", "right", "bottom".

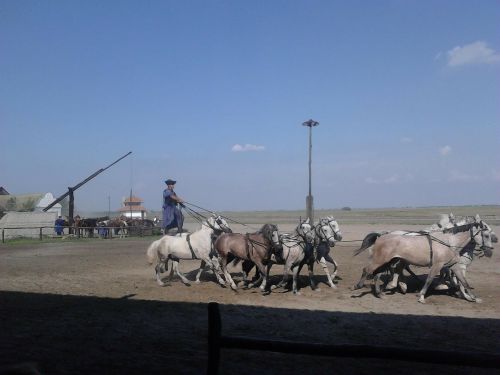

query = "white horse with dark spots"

[{"left": 146, "top": 215, "right": 232, "bottom": 286}]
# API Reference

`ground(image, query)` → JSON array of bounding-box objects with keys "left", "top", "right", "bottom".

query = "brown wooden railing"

[{"left": 207, "top": 302, "right": 500, "bottom": 374}]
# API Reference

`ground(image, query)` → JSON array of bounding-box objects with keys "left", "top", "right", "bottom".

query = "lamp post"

[{"left": 302, "top": 119, "right": 319, "bottom": 222}]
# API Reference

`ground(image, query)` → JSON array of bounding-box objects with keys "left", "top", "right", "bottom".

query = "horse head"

[
  {"left": 207, "top": 215, "right": 232, "bottom": 233},
  {"left": 261, "top": 223, "right": 282, "bottom": 251},
  {"left": 472, "top": 215, "right": 495, "bottom": 256},
  {"left": 296, "top": 218, "right": 315, "bottom": 243},
  {"left": 315, "top": 216, "right": 342, "bottom": 246}
]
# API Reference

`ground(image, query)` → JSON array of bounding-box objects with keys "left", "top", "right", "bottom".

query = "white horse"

[
  {"left": 386, "top": 214, "right": 497, "bottom": 296},
  {"left": 354, "top": 218, "right": 494, "bottom": 303},
  {"left": 310, "top": 216, "right": 343, "bottom": 289},
  {"left": 146, "top": 214, "right": 232, "bottom": 286},
  {"left": 265, "top": 218, "right": 316, "bottom": 294}
]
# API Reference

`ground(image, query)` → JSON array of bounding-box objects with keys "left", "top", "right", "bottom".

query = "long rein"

[{"left": 182, "top": 202, "right": 272, "bottom": 248}]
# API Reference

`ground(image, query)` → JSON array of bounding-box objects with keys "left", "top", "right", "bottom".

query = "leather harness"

[{"left": 186, "top": 234, "right": 197, "bottom": 259}]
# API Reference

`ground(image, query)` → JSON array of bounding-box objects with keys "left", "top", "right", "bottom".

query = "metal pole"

[{"left": 302, "top": 119, "right": 319, "bottom": 222}]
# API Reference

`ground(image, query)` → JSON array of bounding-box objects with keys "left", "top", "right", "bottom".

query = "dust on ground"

[{"left": 0, "top": 222, "right": 499, "bottom": 374}]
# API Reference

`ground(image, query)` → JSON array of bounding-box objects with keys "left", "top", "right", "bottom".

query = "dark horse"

[
  {"left": 74, "top": 216, "right": 109, "bottom": 237},
  {"left": 215, "top": 224, "right": 282, "bottom": 293}
]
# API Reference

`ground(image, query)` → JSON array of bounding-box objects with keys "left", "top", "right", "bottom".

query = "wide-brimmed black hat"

[{"left": 165, "top": 179, "right": 176, "bottom": 185}]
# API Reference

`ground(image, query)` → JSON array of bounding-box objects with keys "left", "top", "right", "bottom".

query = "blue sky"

[{"left": 1, "top": 1, "right": 499, "bottom": 212}]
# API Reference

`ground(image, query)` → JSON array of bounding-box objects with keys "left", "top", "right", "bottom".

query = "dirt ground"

[{"left": 0, "top": 222, "right": 499, "bottom": 374}]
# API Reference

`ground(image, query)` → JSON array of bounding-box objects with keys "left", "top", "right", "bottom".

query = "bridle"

[
  {"left": 315, "top": 219, "right": 341, "bottom": 244},
  {"left": 205, "top": 216, "right": 231, "bottom": 234},
  {"left": 296, "top": 222, "right": 314, "bottom": 244}
]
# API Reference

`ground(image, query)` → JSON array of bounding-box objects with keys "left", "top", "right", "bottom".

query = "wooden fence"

[
  {"left": 207, "top": 302, "right": 500, "bottom": 374},
  {"left": 1, "top": 225, "right": 159, "bottom": 243}
]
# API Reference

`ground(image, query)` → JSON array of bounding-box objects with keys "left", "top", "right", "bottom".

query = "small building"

[
  {"left": 119, "top": 195, "right": 147, "bottom": 219},
  {"left": 0, "top": 192, "right": 62, "bottom": 216},
  {"left": 0, "top": 211, "right": 58, "bottom": 239}
]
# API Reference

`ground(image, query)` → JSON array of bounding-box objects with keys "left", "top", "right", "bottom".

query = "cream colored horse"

[
  {"left": 146, "top": 215, "right": 232, "bottom": 286},
  {"left": 353, "top": 219, "right": 494, "bottom": 303}
]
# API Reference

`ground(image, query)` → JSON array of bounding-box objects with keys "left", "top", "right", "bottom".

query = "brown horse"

[
  {"left": 353, "top": 221, "right": 494, "bottom": 303},
  {"left": 215, "top": 223, "right": 282, "bottom": 293}
]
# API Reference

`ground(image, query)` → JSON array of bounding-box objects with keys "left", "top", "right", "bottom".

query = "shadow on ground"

[{"left": 0, "top": 291, "right": 498, "bottom": 374}]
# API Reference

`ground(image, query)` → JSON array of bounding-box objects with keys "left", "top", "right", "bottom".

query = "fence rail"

[
  {"left": 207, "top": 302, "right": 500, "bottom": 374},
  {"left": 0, "top": 225, "right": 160, "bottom": 243}
]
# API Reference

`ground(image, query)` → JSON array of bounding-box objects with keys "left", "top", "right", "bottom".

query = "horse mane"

[
  {"left": 258, "top": 223, "right": 277, "bottom": 240},
  {"left": 443, "top": 222, "right": 478, "bottom": 234}
]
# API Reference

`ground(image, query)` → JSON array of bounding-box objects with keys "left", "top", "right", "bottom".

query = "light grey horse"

[
  {"left": 386, "top": 214, "right": 497, "bottom": 299},
  {"left": 146, "top": 215, "right": 232, "bottom": 286},
  {"left": 353, "top": 218, "right": 494, "bottom": 303}
]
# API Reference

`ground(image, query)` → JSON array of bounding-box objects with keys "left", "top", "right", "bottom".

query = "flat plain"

[{"left": 0, "top": 206, "right": 498, "bottom": 374}]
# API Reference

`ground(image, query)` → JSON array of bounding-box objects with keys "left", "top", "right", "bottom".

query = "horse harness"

[
  {"left": 411, "top": 223, "right": 486, "bottom": 268},
  {"left": 186, "top": 234, "right": 198, "bottom": 259}
]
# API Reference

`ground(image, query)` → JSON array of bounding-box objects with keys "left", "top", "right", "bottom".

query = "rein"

[{"left": 184, "top": 201, "right": 259, "bottom": 231}]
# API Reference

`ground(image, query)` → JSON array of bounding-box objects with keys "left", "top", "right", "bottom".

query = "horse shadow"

[{"left": 362, "top": 272, "right": 463, "bottom": 299}]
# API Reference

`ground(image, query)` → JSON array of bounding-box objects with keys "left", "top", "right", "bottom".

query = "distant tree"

[
  {"left": 341, "top": 206, "right": 352, "bottom": 211},
  {"left": 5, "top": 197, "right": 17, "bottom": 211},
  {"left": 20, "top": 198, "right": 36, "bottom": 212}
]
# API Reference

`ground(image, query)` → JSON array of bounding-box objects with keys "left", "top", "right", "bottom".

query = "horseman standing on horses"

[{"left": 162, "top": 179, "right": 185, "bottom": 235}]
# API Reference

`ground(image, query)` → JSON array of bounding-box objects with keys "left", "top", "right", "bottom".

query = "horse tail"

[
  {"left": 146, "top": 239, "right": 161, "bottom": 264},
  {"left": 353, "top": 232, "right": 384, "bottom": 256}
]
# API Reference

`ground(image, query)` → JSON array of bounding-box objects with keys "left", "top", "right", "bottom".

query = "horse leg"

[
  {"left": 241, "top": 261, "right": 254, "bottom": 288},
  {"left": 373, "top": 273, "right": 387, "bottom": 297},
  {"left": 195, "top": 260, "right": 206, "bottom": 284},
  {"left": 418, "top": 263, "right": 444, "bottom": 303},
  {"left": 291, "top": 265, "right": 301, "bottom": 295},
  {"left": 208, "top": 257, "right": 226, "bottom": 286},
  {"left": 253, "top": 262, "right": 269, "bottom": 293},
  {"left": 220, "top": 256, "right": 238, "bottom": 291},
  {"left": 155, "top": 258, "right": 170, "bottom": 286},
  {"left": 324, "top": 254, "right": 338, "bottom": 279},
  {"left": 307, "top": 260, "right": 319, "bottom": 291},
  {"left": 352, "top": 267, "right": 368, "bottom": 290},
  {"left": 386, "top": 260, "right": 401, "bottom": 290},
  {"left": 319, "top": 256, "right": 336, "bottom": 289},
  {"left": 272, "top": 263, "right": 290, "bottom": 290},
  {"left": 353, "top": 266, "right": 373, "bottom": 290},
  {"left": 449, "top": 263, "right": 479, "bottom": 303},
  {"left": 172, "top": 260, "right": 191, "bottom": 285},
  {"left": 155, "top": 262, "right": 166, "bottom": 286}
]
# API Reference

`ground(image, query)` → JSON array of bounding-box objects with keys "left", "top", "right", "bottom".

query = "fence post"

[
  {"left": 39, "top": 227, "right": 43, "bottom": 241},
  {"left": 2, "top": 229, "right": 4, "bottom": 243},
  {"left": 207, "top": 302, "right": 221, "bottom": 375}
]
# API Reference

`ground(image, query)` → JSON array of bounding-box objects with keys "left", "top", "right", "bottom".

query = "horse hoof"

[
  {"left": 418, "top": 297, "right": 426, "bottom": 304},
  {"left": 293, "top": 291, "right": 301, "bottom": 296},
  {"left": 314, "top": 288, "right": 321, "bottom": 292},
  {"left": 329, "top": 284, "right": 337, "bottom": 289},
  {"left": 474, "top": 298, "right": 483, "bottom": 304},
  {"left": 195, "top": 280, "right": 201, "bottom": 284},
  {"left": 398, "top": 282, "right": 407, "bottom": 294}
]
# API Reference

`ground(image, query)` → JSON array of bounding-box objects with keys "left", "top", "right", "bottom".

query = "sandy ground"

[{"left": 0, "top": 222, "right": 499, "bottom": 374}]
